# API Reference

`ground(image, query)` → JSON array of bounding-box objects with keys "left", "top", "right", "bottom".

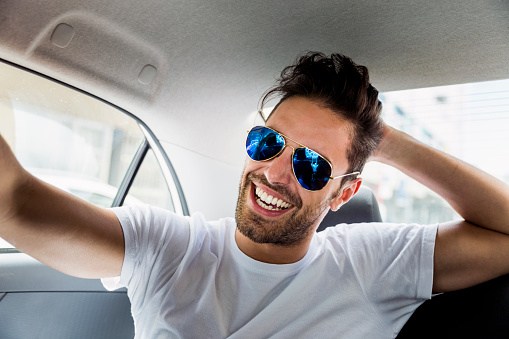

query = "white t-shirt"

[{"left": 102, "top": 205, "right": 437, "bottom": 339}]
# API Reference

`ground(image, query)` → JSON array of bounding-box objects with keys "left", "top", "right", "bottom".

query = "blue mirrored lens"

[
  {"left": 293, "top": 148, "right": 331, "bottom": 190},
  {"left": 246, "top": 126, "right": 285, "bottom": 161}
]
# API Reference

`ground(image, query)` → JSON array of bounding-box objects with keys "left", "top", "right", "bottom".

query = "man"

[{"left": 1, "top": 52, "right": 509, "bottom": 338}]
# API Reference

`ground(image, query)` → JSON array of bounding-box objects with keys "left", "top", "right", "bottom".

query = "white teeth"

[{"left": 254, "top": 186, "right": 293, "bottom": 211}]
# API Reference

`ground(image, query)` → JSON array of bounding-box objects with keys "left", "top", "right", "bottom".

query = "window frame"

[{"left": 0, "top": 59, "right": 189, "bottom": 252}]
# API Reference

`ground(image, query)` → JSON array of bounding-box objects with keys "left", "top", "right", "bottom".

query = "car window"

[
  {"left": 0, "top": 62, "right": 179, "bottom": 249},
  {"left": 362, "top": 79, "right": 509, "bottom": 224},
  {"left": 124, "top": 148, "right": 174, "bottom": 209}
]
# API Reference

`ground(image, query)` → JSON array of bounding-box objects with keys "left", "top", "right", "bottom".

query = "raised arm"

[
  {"left": 371, "top": 124, "right": 509, "bottom": 293},
  {"left": 0, "top": 134, "right": 124, "bottom": 279}
]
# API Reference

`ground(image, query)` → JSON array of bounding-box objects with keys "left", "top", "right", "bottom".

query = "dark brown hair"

[{"left": 261, "top": 52, "right": 383, "bottom": 183}]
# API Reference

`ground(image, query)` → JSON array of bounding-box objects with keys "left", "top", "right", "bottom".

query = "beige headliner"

[{"left": 0, "top": 0, "right": 508, "bottom": 168}]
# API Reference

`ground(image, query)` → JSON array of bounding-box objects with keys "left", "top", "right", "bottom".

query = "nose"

[{"left": 264, "top": 145, "right": 294, "bottom": 186}]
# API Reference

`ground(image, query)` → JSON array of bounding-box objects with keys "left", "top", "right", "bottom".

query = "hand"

[{"left": 368, "top": 123, "right": 402, "bottom": 164}]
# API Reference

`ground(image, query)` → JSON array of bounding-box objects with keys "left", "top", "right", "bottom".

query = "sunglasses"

[{"left": 246, "top": 126, "right": 360, "bottom": 191}]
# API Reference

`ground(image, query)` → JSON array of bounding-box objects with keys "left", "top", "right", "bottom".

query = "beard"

[{"left": 235, "top": 172, "right": 331, "bottom": 247}]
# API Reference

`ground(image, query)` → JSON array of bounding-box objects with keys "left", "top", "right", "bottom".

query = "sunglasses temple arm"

[{"left": 331, "top": 171, "right": 361, "bottom": 180}]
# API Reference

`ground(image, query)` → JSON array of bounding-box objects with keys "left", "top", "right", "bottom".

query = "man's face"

[{"left": 235, "top": 96, "right": 356, "bottom": 247}]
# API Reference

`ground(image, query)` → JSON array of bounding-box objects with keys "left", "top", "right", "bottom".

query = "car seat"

[
  {"left": 317, "top": 186, "right": 382, "bottom": 231},
  {"left": 397, "top": 268, "right": 509, "bottom": 338}
]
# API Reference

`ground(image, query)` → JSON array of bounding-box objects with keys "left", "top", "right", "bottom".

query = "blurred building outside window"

[{"left": 363, "top": 79, "right": 509, "bottom": 224}]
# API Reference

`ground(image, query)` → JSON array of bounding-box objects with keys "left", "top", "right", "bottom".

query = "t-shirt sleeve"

[
  {"left": 101, "top": 205, "right": 190, "bottom": 307},
  {"left": 329, "top": 222, "right": 437, "bottom": 333}
]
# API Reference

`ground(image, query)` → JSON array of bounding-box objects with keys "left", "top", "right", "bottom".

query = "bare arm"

[
  {"left": 371, "top": 124, "right": 509, "bottom": 293},
  {"left": 0, "top": 134, "right": 124, "bottom": 279}
]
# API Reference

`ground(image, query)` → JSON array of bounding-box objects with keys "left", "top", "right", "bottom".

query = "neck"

[{"left": 234, "top": 228, "right": 313, "bottom": 264}]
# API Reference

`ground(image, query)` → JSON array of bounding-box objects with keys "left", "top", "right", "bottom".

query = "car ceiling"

[{"left": 1, "top": 0, "right": 508, "bottom": 170}]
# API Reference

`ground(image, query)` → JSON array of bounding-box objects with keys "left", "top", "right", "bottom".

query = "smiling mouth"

[{"left": 254, "top": 186, "right": 293, "bottom": 211}]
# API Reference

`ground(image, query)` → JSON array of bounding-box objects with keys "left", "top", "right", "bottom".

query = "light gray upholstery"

[{"left": 0, "top": 254, "right": 134, "bottom": 339}]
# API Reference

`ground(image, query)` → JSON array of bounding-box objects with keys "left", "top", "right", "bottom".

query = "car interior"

[{"left": 1, "top": 1, "right": 509, "bottom": 338}]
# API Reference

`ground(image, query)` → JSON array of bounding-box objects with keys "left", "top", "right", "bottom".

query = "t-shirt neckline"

[{"left": 227, "top": 218, "right": 318, "bottom": 275}]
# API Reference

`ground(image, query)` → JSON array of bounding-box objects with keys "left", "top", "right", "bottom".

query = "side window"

[
  {"left": 125, "top": 149, "right": 174, "bottom": 209},
  {"left": 363, "top": 79, "right": 509, "bottom": 224},
  {"left": 0, "top": 62, "right": 181, "bottom": 249}
]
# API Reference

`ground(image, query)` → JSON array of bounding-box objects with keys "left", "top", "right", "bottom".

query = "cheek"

[
  {"left": 299, "top": 189, "right": 334, "bottom": 210},
  {"left": 242, "top": 158, "right": 266, "bottom": 176},
  {"left": 239, "top": 160, "right": 260, "bottom": 189}
]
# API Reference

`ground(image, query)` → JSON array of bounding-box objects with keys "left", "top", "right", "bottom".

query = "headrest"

[{"left": 317, "top": 186, "right": 382, "bottom": 232}]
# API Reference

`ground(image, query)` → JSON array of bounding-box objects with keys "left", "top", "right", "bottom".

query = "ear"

[{"left": 329, "top": 178, "right": 362, "bottom": 212}]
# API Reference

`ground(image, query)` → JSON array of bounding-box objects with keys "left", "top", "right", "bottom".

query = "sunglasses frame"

[{"left": 246, "top": 126, "right": 360, "bottom": 191}]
